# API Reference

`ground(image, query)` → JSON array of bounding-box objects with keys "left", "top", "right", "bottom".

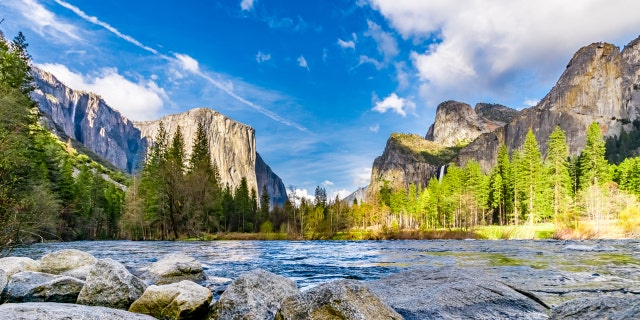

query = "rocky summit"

[{"left": 31, "top": 68, "right": 286, "bottom": 205}]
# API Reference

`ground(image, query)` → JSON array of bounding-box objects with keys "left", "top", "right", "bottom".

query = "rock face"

[
  {"left": 0, "top": 302, "right": 156, "bottom": 320},
  {"left": 3, "top": 271, "right": 84, "bottom": 303},
  {"left": 212, "top": 268, "right": 299, "bottom": 320},
  {"left": 425, "top": 100, "right": 493, "bottom": 147},
  {"left": 365, "top": 268, "right": 549, "bottom": 320},
  {"left": 31, "top": 68, "right": 146, "bottom": 173},
  {"left": 276, "top": 279, "right": 403, "bottom": 320},
  {"left": 141, "top": 253, "right": 205, "bottom": 285},
  {"left": 343, "top": 186, "right": 367, "bottom": 205},
  {"left": 39, "top": 249, "right": 97, "bottom": 275},
  {"left": 550, "top": 295, "right": 640, "bottom": 319},
  {"left": 76, "top": 258, "right": 147, "bottom": 309},
  {"left": 458, "top": 39, "right": 640, "bottom": 170},
  {"left": 475, "top": 103, "right": 519, "bottom": 126},
  {"left": 366, "top": 133, "right": 445, "bottom": 200},
  {"left": 256, "top": 153, "right": 288, "bottom": 207},
  {"left": 129, "top": 280, "right": 212, "bottom": 320},
  {"left": 0, "top": 256, "right": 41, "bottom": 277},
  {"left": 32, "top": 68, "right": 288, "bottom": 205}
]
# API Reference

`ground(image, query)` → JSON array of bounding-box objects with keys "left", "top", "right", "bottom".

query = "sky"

[{"left": 2, "top": 0, "right": 640, "bottom": 201}]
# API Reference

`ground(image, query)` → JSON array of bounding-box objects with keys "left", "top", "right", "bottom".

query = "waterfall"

[{"left": 438, "top": 165, "right": 446, "bottom": 182}]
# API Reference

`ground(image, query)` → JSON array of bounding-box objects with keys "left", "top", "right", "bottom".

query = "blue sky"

[{"left": 2, "top": 0, "right": 640, "bottom": 200}]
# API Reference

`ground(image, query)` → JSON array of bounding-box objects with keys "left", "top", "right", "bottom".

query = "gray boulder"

[
  {"left": 0, "top": 269, "right": 7, "bottom": 296},
  {"left": 2, "top": 271, "right": 84, "bottom": 303},
  {"left": 276, "top": 279, "right": 403, "bottom": 320},
  {"left": 76, "top": 258, "right": 147, "bottom": 309},
  {"left": 142, "top": 253, "right": 205, "bottom": 285},
  {"left": 129, "top": 280, "right": 212, "bottom": 320},
  {"left": 212, "top": 268, "right": 299, "bottom": 320},
  {"left": 550, "top": 295, "right": 640, "bottom": 319},
  {"left": 365, "top": 268, "right": 549, "bottom": 320},
  {"left": 0, "top": 302, "right": 156, "bottom": 320},
  {"left": 61, "top": 264, "right": 94, "bottom": 280},
  {"left": 39, "top": 249, "right": 97, "bottom": 274},
  {"left": 0, "top": 256, "right": 40, "bottom": 277}
]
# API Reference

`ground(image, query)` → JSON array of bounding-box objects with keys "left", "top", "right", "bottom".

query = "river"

[{"left": 11, "top": 239, "right": 640, "bottom": 305}]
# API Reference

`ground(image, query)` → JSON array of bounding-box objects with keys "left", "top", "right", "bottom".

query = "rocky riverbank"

[{"left": 0, "top": 248, "right": 639, "bottom": 319}]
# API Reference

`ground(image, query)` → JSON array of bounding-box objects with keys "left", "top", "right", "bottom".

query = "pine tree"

[
  {"left": 520, "top": 129, "right": 544, "bottom": 225},
  {"left": 496, "top": 144, "right": 512, "bottom": 224},
  {"left": 579, "top": 122, "right": 609, "bottom": 189},
  {"left": 545, "top": 126, "right": 572, "bottom": 224}
]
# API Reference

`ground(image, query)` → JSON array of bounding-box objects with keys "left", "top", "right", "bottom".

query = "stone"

[
  {"left": 3, "top": 271, "right": 84, "bottom": 303},
  {"left": 0, "top": 269, "right": 6, "bottom": 295},
  {"left": 425, "top": 100, "right": 493, "bottom": 147},
  {"left": 550, "top": 295, "right": 640, "bottom": 319},
  {"left": 39, "top": 249, "right": 97, "bottom": 274},
  {"left": 0, "top": 256, "right": 40, "bottom": 277},
  {"left": 276, "top": 279, "right": 402, "bottom": 320},
  {"left": 76, "top": 258, "right": 147, "bottom": 310},
  {"left": 0, "top": 302, "right": 156, "bottom": 320},
  {"left": 142, "top": 253, "right": 205, "bottom": 285},
  {"left": 61, "top": 264, "right": 94, "bottom": 280},
  {"left": 365, "top": 268, "right": 549, "bottom": 320},
  {"left": 212, "top": 268, "right": 299, "bottom": 320},
  {"left": 129, "top": 280, "right": 212, "bottom": 320}
]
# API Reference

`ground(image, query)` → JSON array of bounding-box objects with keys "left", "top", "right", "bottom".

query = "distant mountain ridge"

[
  {"left": 363, "top": 34, "right": 640, "bottom": 199},
  {"left": 30, "top": 68, "right": 287, "bottom": 206}
]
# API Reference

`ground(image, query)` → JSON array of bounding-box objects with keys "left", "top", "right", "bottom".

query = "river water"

[{"left": 11, "top": 239, "right": 640, "bottom": 305}]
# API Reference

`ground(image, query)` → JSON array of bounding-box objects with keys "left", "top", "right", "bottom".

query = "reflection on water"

[{"left": 11, "top": 239, "right": 640, "bottom": 292}]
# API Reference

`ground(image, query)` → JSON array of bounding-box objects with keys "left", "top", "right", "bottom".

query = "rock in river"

[
  {"left": 130, "top": 280, "right": 212, "bottom": 320},
  {"left": 39, "top": 249, "right": 97, "bottom": 275},
  {"left": 76, "top": 258, "right": 146, "bottom": 310},
  {"left": 276, "top": 279, "right": 402, "bottom": 320},
  {"left": 366, "top": 267, "right": 549, "bottom": 320},
  {"left": 2, "top": 271, "right": 84, "bottom": 303},
  {"left": 0, "top": 302, "right": 156, "bottom": 320},
  {"left": 550, "top": 295, "right": 640, "bottom": 319},
  {"left": 142, "top": 253, "right": 206, "bottom": 285},
  {"left": 0, "top": 256, "right": 40, "bottom": 277},
  {"left": 212, "top": 268, "right": 299, "bottom": 320}
]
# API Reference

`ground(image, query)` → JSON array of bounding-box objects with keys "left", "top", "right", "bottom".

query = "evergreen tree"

[
  {"left": 545, "top": 126, "right": 572, "bottom": 223},
  {"left": 579, "top": 122, "right": 609, "bottom": 189},
  {"left": 496, "top": 144, "right": 512, "bottom": 224},
  {"left": 519, "top": 129, "right": 544, "bottom": 225}
]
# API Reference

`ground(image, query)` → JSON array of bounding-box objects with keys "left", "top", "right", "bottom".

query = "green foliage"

[
  {"left": 545, "top": 126, "right": 572, "bottom": 222},
  {"left": 579, "top": 122, "right": 609, "bottom": 189},
  {"left": 605, "top": 120, "right": 640, "bottom": 164}
]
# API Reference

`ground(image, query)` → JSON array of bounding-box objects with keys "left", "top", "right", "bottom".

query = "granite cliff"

[
  {"left": 31, "top": 68, "right": 287, "bottom": 206},
  {"left": 365, "top": 35, "right": 640, "bottom": 199}
]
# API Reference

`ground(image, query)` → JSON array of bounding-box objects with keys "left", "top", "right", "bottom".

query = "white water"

[{"left": 438, "top": 165, "right": 446, "bottom": 182}]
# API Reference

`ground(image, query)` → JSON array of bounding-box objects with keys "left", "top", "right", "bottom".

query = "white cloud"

[
  {"left": 174, "top": 53, "right": 200, "bottom": 73},
  {"left": 369, "top": 123, "right": 380, "bottom": 133},
  {"left": 7, "top": 0, "right": 81, "bottom": 41},
  {"left": 372, "top": 93, "right": 415, "bottom": 117},
  {"left": 365, "top": 20, "right": 398, "bottom": 62},
  {"left": 524, "top": 98, "right": 540, "bottom": 107},
  {"left": 358, "top": 55, "right": 383, "bottom": 70},
  {"left": 297, "top": 55, "right": 310, "bottom": 71},
  {"left": 240, "top": 0, "right": 254, "bottom": 11},
  {"left": 337, "top": 38, "right": 356, "bottom": 49},
  {"left": 256, "top": 51, "right": 271, "bottom": 63},
  {"left": 322, "top": 180, "right": 334, "bottom": 187},
  {"left": 369, "top": 0, "right": 640, "bottom": 104},
  {"left": 38, "top": 63, "right": 166, "bottom": 121},
  {"left": 354, "top": 167, "right": 371, "bottom": 187},
  {"left": 287, "top": 188, "right": 315, "bottom": 207},
  {"left": 331, "top": 189, "right": 351, "bottom": 201}
]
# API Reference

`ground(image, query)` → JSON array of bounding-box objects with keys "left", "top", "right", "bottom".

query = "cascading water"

[{"left": 438, "top": 165, "right": 446, "bottom": 182}]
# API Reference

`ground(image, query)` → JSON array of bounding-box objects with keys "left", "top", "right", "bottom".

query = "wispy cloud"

[
  {"left": 337, "top": 38, "right": 355, "bottom": 49},
  {"left": 256, "top": 51, "right": 271, "bottom": 63},
  {"left": 52, "top": 0, "right": 309, "bottom": 133},
  {"left": 372, "top": 92, "right": 415, "bottom": 117},
  {"left": 369, "top": 123, "right": 380, "bottom": 133},
  {"left": 297, "top": 55, "right": 310, "bottom": 71},
  {"left": 5, "top": 0, "right": 81, "bottom": 41},
  {"left": 240, "top": 0, "right": 254, "bottom": 11},
  {"left": 54, "top": 0, "right": 164, "bottom": 57}
]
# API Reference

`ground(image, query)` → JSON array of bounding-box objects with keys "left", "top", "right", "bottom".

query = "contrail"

[{"left": 53, "top": 0, "right": 309, "bottom": 133}]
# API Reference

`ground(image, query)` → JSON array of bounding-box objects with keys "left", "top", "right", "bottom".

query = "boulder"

[
  {"left": 76, "top": 258, "right": 147, "bottom": 310},
  {"left": 212, "top": 268, "right": 299, "bottom": 320},
  {"left": 39, "top": 249, "right": 97, "bottom": 274},
  {"left": 142, "top": 253, "right": 205, "bottom": 285},
  {"left": 0, "top": 269, "right": 7, "bottom": 296},
  {"left": 61, "top": 264, "right": 94, "bottom": 280},
  {"left": 0, "top": 256, "right": 40, "bottom": 277},
  {"left": 0, "top": 302, "right": 156, "bottom": 320},
  {"left": 129, "top": 280, "right": 212, "bottom": 320},
  {"left": 276, "top": 279, "right": 402, "bottom": 320},
  {"left": 3, "top": 271, "right": 84, "bottom": 303},
  {"left": 365, "top": 268, "right": 549, "bottom": 320},
  {"left": 550, "top": 295, "right": 640, "bottom": 319}
]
